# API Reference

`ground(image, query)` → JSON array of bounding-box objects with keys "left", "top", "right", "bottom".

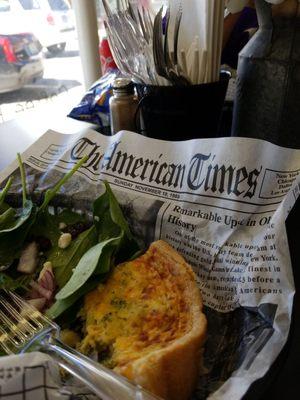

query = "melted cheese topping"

[{"left": 79, "top": 247, "right": 191, "bottom": 368}]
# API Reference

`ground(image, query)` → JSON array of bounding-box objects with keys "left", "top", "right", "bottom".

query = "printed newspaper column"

[{"left": 157, "top": 202, "right": 289, "bottom": 313}]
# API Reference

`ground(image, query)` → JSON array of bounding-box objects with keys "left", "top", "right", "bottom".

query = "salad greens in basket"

[{"left": 0, "top": 154, "right": 140, "bottom": 322}]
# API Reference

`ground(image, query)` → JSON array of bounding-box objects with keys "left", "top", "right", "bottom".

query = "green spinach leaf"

[
  {"left": 30, "top": 210, "right": 61, "bottom": 245},
  {"left": 38, "top": 156, "right": 88, "bottom": 214},
  {"left": 17, "top": 153, "right": 27, "bottom": 207},
  {"left": 93, "top": 181, "right": 132, "bottom": 240},
  {"left": 53, "top": 183, "right": 141, "bottom": 314},
  {"left": 55, "top": 236, "right": 120, "bottom": 300},
  {"left": 0, "top": 200, "right": 35, "bottom": 236},
  {"left": 54, "top": 209, "right": 87, "bottom": 226},
  {"left": 0, "top": 156, "right": 37, "bottom": 266},
  {"left": 0, "top": 208, "right": 16, "bottom": 230},
  {"left": 47, "top": 279, "right": 99, "bottom": 319},
  {"left": 0, "top": 177, "right": 13, "bottom": 208},
  {"left": 47, "top": 225, "right": 97, "bottom": 289},
  {"left": 93, "top": 182, "right": 140, "bottom": 261},
  {"left": 0, "top": 156, "right": 36, "bottom": 240},
  {"left": 0, "top": 272, "right": 31, "bottom": 291},
  {"left": 0, "top": 202, "right": 37, "bottom": 266},
  {"left": 28, "top": 156, "right": 89, "bottom": 244}
]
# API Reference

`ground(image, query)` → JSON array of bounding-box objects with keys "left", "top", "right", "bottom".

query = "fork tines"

[{"left": 0, "top": 290, "right": 54, "bottom": 355}]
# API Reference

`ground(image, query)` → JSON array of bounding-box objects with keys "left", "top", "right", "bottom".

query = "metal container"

[
  {"left": 135, "top": 72, "right": 231, "bottom": 141},
  {"left": 232, "top": 0, "right": 300, "bottom": 149}
]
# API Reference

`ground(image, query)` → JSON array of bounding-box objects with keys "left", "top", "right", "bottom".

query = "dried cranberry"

[
  {"left": 62, "top": 221, "right": 92, "bottom": 240},
  {"left": 35, "top": 236, "right": 52, "bottom": 252}
]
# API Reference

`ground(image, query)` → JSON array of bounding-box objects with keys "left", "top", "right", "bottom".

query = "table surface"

[
  {"left": 0, "top": 115, "right": 299, "bottom": 400},
  {"left": 0, "top": 113, "right": 96, "bottom": 170}
]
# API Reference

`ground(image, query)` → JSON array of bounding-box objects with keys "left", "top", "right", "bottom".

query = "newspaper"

[
  {"left": 0, "top": 352, "right": 98, "bottom": 399},
  {"left": 0, "top": 129, "right": 299, "bottom": 400}
]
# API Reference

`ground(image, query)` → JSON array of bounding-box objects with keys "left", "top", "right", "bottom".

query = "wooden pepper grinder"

[{"left": 232, "top": 0, "right": 300, "bottom": 149}]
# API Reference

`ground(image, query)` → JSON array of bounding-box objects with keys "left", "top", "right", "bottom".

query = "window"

[
  {"left": 48, "top": 0, "right": 69, "bottom": 11},
  {"left": 18, "top": 0, "right": 41, "bottom": 10},
  {"left": 0, "top": 0, "right": 10, "bottom": 12},
  {"left": 0, "top": 0, "right": 84, "bottom": 124}
]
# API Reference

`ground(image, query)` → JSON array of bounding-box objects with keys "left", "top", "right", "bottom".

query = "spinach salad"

[{"left": 0, "top": 155, "right": 140, "bottom": 328}]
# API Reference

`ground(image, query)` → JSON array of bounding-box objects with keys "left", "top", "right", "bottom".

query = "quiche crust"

[{"left": 81, "top": 240, "right": 207, "bottom": 400}]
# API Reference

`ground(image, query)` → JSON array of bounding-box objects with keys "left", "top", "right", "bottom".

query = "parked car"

[
  {"left": 0, "top": 0, "right": 75, "bottom": 55},
  {"left": 0, "top": 31, "right": 44, "bottom": 93}
]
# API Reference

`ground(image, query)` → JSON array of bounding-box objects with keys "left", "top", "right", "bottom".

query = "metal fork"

[
  {"left": 153, "top": 6, "right": 189, "bottom": 86},
  {"left": 0, "top": 290, "right": 161, "bottom": 400},
  {"left": 102, "top": 0, "right": 157, "bottom": 85},
  {"left": 165, "top": 6, "right": 190, "bottom": 86},
  {"left": 173, "top": 3, "right": 188, "bottom": 81}
]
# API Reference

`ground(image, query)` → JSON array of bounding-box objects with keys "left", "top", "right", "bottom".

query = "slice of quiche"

[{"left": 79, "top": 240, "right": 207, "bottom": 400}]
